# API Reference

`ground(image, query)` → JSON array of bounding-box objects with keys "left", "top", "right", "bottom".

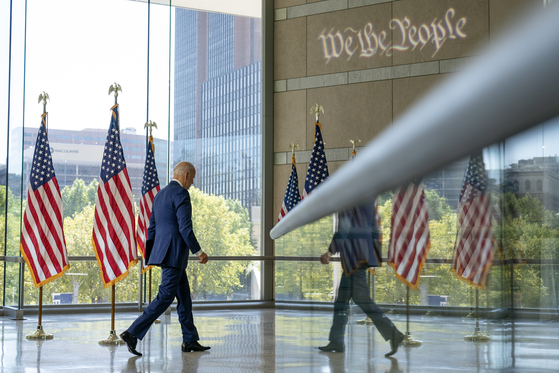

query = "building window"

[
  {"left": 525, "top": 180, "right": 531, "bottom": 191},
  {"left": 514, "top": 180, "right": 519, "bottom": 192},
  {"left": 537, "top": 179, "right": 543, "bottom": 191}
]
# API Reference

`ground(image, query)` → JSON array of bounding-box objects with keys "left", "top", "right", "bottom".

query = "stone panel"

[
  {"left": 275, "top": 0, "right": 306, "bottom": 9},
  {"left": 275, "top": 18, "right": 307, "bottom": 80},
  {"left": 392, "top": 0, "right": 489, "bottom": 65},
  {"left": 274, "top": 91, "right": 308, "bottom": 152},
  {"left": 392, "top": 74, "right": 445, "bottom": 120},
  {"left": 306, "top": 80, "right": 392, "bottom": 149},
  {"left": 327, "top": 160, "right": 346, "bottom": 177},
  {"left": 306, "top": 4, "right": 393, "bottom": 76},
  {"left": 489, "top": 0, "right": 542, "bottom": 34}
]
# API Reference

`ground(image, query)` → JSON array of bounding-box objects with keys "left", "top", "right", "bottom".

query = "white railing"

[{"left": 271, "top": 2, "right": 559, "bottom": 240}]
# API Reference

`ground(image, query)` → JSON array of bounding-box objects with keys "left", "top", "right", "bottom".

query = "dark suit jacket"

[
  {"left": 146, "top": 180, "right": 202, "bottom": 270},
  {"left": 328, "top": 203, "right": 381, "bottom": 275}
]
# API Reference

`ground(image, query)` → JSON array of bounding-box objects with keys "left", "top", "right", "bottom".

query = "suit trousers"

[
  {"left": 127, "top": 266, "right": 199, "bottom": 343},
  {"left": 329, "top": 268, "right": 400, "bottom": 343}
]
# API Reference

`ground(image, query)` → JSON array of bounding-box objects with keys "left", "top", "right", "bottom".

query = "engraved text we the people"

[{"left": 318, "top": 8, "right": 467, "bottom": 63}]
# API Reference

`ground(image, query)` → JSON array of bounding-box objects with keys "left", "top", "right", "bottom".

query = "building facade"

[
  {"left": 12, "top": 126, "right": 168, "bottom": 201},
  {"left": 506, "top": 156, "right": 559, "bottom": 213},
  {"left": 174, "top": 9, "right": 262, "bottom": 214}
]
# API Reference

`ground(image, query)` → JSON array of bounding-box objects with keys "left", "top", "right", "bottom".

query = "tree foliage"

[
  {"left": 20, "top": 182, "right": 256, "bottom": 305},
  {"left": 275, "top": 215, "right": 334, "bottom": 301},
  {"left": 60, "top": 179, "right": 98, "bottom": 218},
  {"left": 187, "top": 187, "right": 255, "bottom": 300}
]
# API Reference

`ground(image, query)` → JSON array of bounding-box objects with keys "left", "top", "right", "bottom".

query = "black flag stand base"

[
  {"left": 464, "top": 289, "right": 490, "bottom": 342},
  {"left": 401, "top": 287, "right": 422, "bottom": 347},
  {"left": 26, "top": 287, "right": 53, "bottom": 340},
  {"left": 99, "top": 285, "right": 125, "bottom": 346}
]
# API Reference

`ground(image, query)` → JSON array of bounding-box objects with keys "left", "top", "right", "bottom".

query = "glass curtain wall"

[
  {"left": 277, "top": 119, "right": 559, "bottom": 309},
  {"left": 276, "top": 119, "right": 559, "bottom": 370},
  {"left": 1, "top": 0, "right": 263, "bottom": 308}
]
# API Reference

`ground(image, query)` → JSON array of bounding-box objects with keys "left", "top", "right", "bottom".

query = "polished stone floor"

[{"left": 0, "top": 308, "right": 558, "bottom": 372}]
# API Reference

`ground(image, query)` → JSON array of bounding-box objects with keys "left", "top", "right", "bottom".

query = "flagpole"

[
  {"left": 99, "top": 83, "right": 125, "bottom": 346},
  {"left": 464, "top": 288, "right": 490, "bottom": 341},
  {"left": 401, "top": 286, "right": 421, "bottom": 346},
  {"left": 144, "top": 121, "right": 160, "bottom": 324},
  {"left": 26, "top": 93, "right": 53, "bottom": 341}
]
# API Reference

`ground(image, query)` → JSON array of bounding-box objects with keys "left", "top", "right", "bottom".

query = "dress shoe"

[
  {"left": 120, "top": 331, "right": 142, "bottom": 356},
  {"left": 182, "top": 341, "right": 211, "bottom": 352},
  {"left": 385, "top": 332, "right": 404, "bottom": 357},
  {"left": 318, "top": 342, "right": 345, "bottom": 352}
]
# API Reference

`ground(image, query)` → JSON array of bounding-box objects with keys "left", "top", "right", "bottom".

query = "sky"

[{"left": 0, "top": 0, "right": 175, "bottom": 165}]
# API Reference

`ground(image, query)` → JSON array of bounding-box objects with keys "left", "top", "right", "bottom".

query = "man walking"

[
  {"left": 318, "top": 203, "right": 404, "bottom": 357},
  {"left": 121, "top": 162, "right": 210, "bottom": 356}
]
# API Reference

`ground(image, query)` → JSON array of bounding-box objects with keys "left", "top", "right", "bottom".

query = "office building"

[{"left": 174, "top": 9, "right": 262, "bottom": 213}]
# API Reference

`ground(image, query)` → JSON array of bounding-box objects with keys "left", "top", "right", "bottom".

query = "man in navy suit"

[{"left": 121, "top": 161, "right": 210, "bottom": 356}]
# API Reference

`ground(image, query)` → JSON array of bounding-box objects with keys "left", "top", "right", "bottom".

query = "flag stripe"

[
  {"left": 388, "top": 182, "right": 430, "bottom": 290},
  {"left": 92, "top": 104, "right": 138, "bottom": 288},
  {"left": 26, "top": 183, "right": 64, "bottom": 274},
  {"left": 451, "top": 153, "right": 494, "bottom": 289},
  {"left": 278, "top": 155, "right": 301, "bottom": 222},
  {"left": 20, "top": 114, "right": 69, "bottom": 288},
  {"left": 135, "top": 139, "right": 160, "bottom": 273}
]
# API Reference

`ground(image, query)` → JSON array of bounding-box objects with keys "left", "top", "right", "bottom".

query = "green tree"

[
  {"left": 187, "top": 187, "right": 256, "bottom": 300},
  {"left": 60, "top": 179, "right": 98, "bottom": 218},
  {"left": 490, "top": 192, "right": 559, "bottom": 309},
  {"left": 275, "top": 216, "right": 334, "bottom": 301}
]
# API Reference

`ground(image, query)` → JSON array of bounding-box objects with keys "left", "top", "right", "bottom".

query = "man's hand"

[
  {"left": 198, "top": 252, "right": 209, "bottom": 264},
  {"left": 320, "top": 253, "right": 330, "bottom": 265}
]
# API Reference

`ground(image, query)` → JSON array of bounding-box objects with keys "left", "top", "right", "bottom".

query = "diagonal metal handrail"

[{"left": 271, "top": 2, "right": 559, "bottom": 240}]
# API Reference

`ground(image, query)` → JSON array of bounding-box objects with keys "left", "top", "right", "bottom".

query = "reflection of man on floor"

[{"left": 319, "top": 203, "right": 404, "bottom": 357}]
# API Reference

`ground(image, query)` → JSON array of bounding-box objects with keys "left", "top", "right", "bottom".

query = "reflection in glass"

[
  {"left": 4, "top": 262, "right": 21, "bottom": 307},
  {"left": 172, "top": 8, "right": 262, "bottom": 255}
]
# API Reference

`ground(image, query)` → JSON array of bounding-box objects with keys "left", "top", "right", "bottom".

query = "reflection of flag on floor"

[
  {"left": 388, "top": 180, "right": 430, "bottom": 290},
  {"left": 20, "top": 113, "right": 69, "bottom": 287},
  {"left": 302, "top": 122, "right": 329, "bottom": 198},
  {"left": 451, "top": 152, "right": 494, "bottom": 289},
  {"left": 278, "top": 153, "right": 301, "bottom": 222},
  {"left": 136, "top": 139, "right": 160, "bottom": 273},
  {"left": 92, "top": 104, "right": 138, "bottom": 288}
]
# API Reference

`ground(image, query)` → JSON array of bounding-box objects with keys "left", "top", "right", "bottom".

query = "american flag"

[
  {"left": 278, "top": 154, "right": 301, "bottom": 222},
  {"left": 387, "top": 180, "right": 430, "bottom": 290},
  {"left": 136, "top": 139, "right": 160, "bottom": 273},
  {"left": 92, "top": 104, "right": 138, "bottom": 288},
  {"left": 20, "top": 113, "right": 69, "bottom": 288},
  {"left": 451, "top": 152, "right": 494, "bottom": 289},
  {"left": 302, "top": 122, "right": 329, "bottom": 198}
]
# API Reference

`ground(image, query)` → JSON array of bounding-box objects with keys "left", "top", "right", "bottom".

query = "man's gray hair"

[{"left": 173, "top": 161, "right": 195, "bottom": 178}]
